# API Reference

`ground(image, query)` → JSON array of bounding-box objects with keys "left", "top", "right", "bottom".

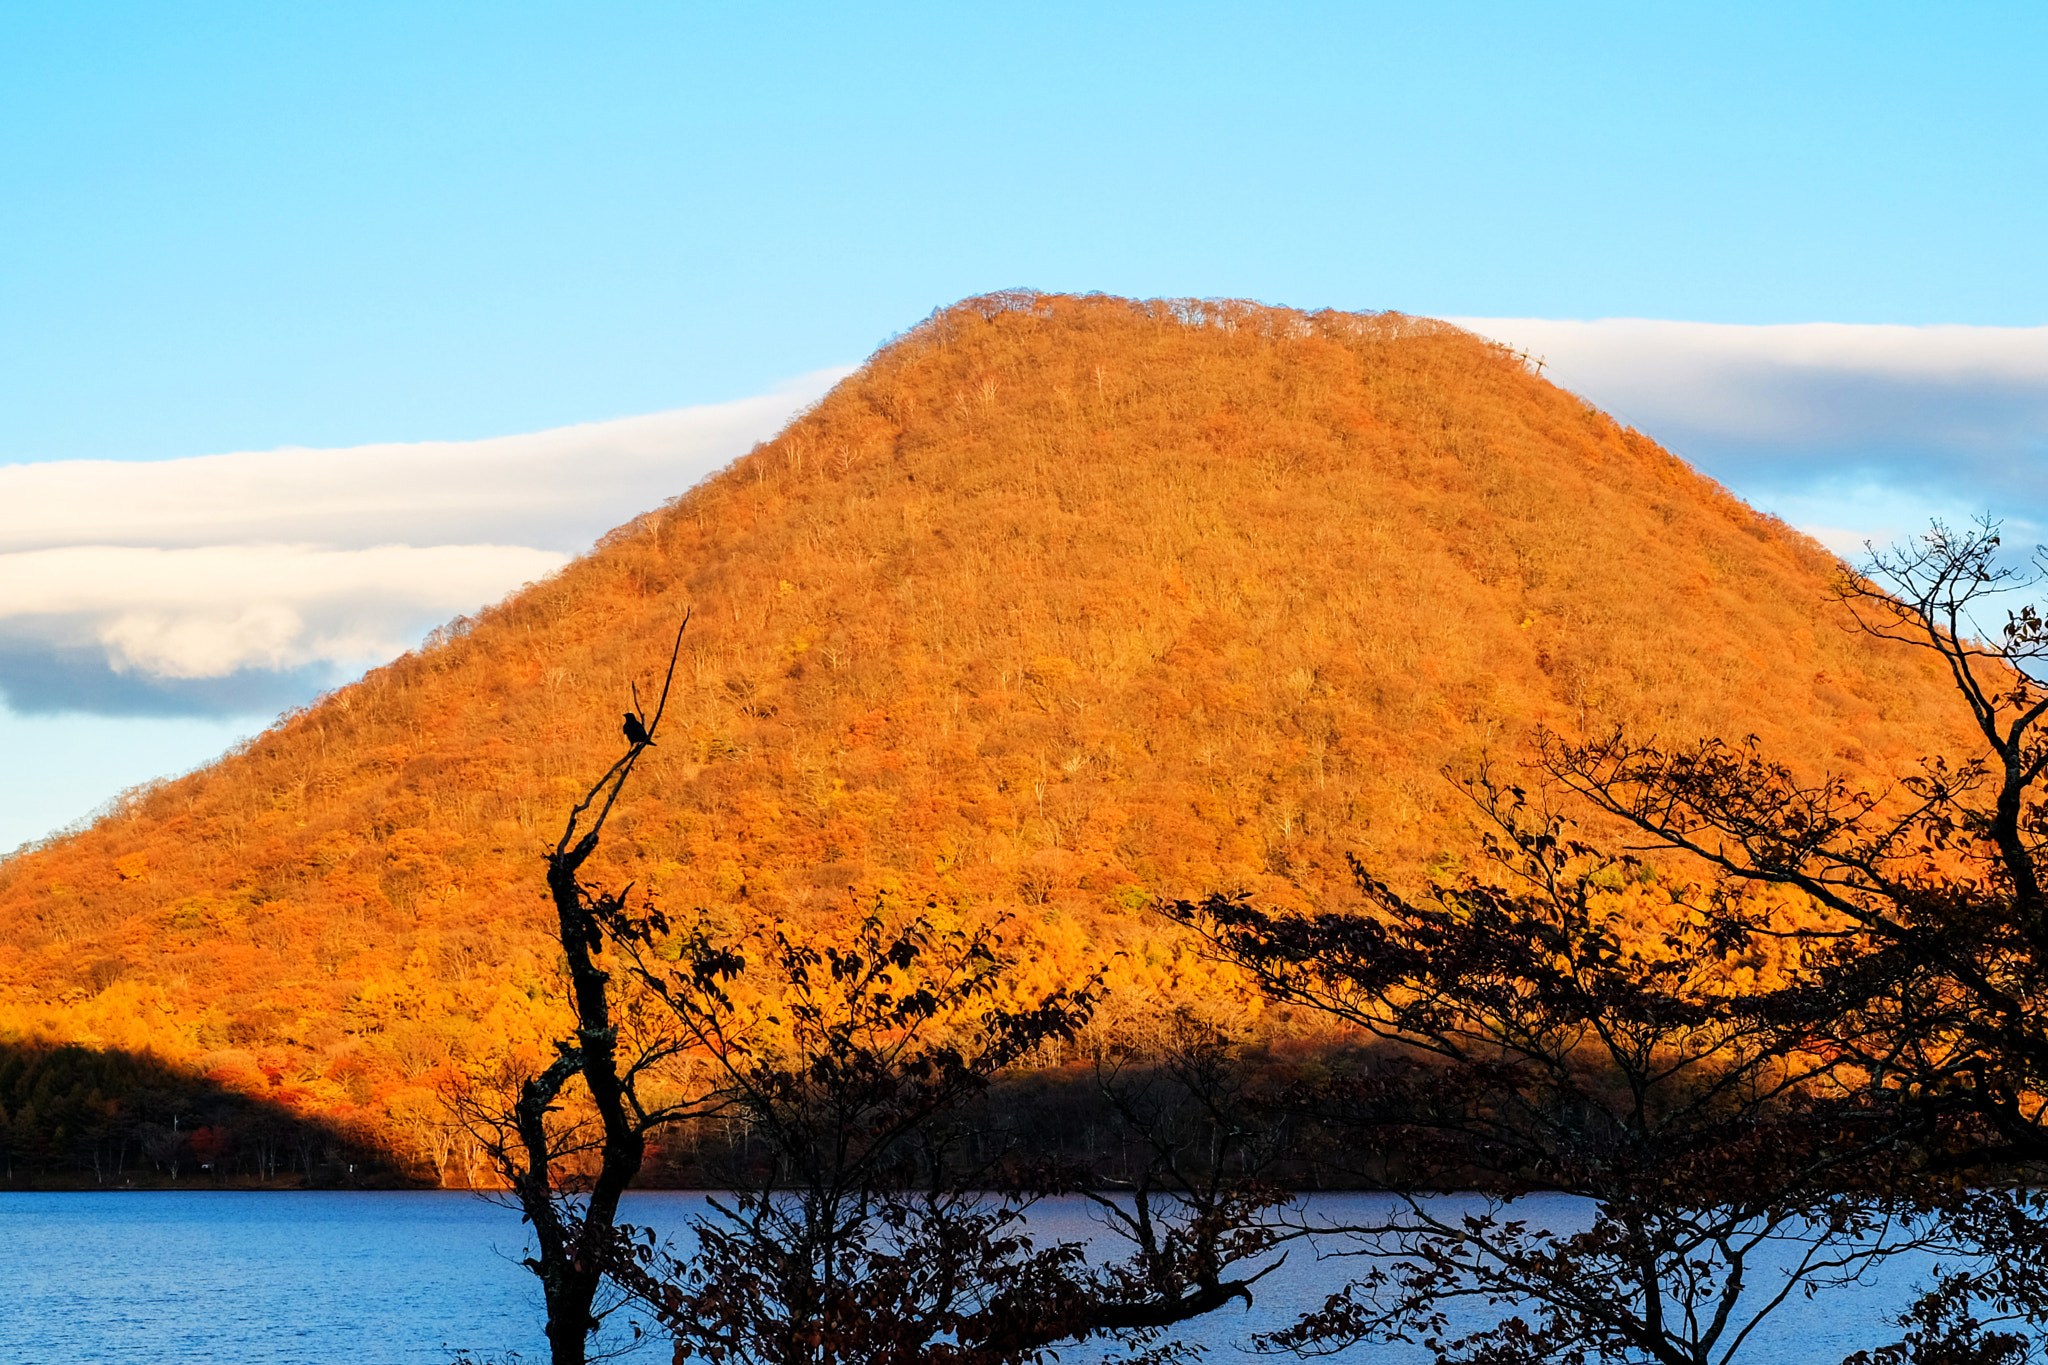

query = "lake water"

[{"left": 3, "top": 1191, "right": 1942, "bottom": 1364}]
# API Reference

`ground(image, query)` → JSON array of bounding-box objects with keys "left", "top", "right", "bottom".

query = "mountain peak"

[{"left": 0, "top": 292, "right": 1972, "bottom": 1179}]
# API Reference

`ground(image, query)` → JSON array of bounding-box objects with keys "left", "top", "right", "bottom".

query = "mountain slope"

[{"left": 0, "top": 293, "right": 1977, "bottom": 1180}]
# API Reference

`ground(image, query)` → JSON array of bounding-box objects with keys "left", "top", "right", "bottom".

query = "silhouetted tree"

[
  {"left": 1173, "top": 779, "right": 1952, "bottom": 1365},
  {"left": 470, "top": 614, "right": 1283, "bottom": 1365},
  {"left": 594, "top": 908, "right": 1288, "bottom": 1365},
  {"left": 1546, "top": 522, "right": 2048, "bottom": 1161},
  {"left": 1519, "top": 519, "right": 2048, "bottom": 1361},
  {"left": 453, "top": 615, "right": 710, "bottom": 1365}
]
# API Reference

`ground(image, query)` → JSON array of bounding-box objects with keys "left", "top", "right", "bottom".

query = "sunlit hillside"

[{"left": 0, "top": 292, "right": 1979, "bottom": 1180}]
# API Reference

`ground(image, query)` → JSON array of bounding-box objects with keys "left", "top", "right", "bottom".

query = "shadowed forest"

[
  {"left": 0, "top": 1041, "right": 408, "bottom": 1187},
  {"left": 0, "top": 293, "right": 1982, "bottom": 1180}
]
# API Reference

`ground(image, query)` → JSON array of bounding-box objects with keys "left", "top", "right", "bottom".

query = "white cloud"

[
  {"left": 1456, "top": 318, "right": 2048, "bottom": 379},
  {"left": 0, "top": 369, "right": 849, "bottom": 554},
  {"left": 0, "top": 371, "right": 848, "bottom": 714},
  {"left": 1449, "top": 318, "right": 2048, "bottom": 444},
  {"left": 1450, "top": 318, "right": 2048, "bottom": 548},
  {"left": 0, "top": 543, "right": 567, "bottom": 678}
]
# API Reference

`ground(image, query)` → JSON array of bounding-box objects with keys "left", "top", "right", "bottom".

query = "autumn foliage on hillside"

[{"left": 0, "top": 292, "right": 1980, "bottom": 1181}]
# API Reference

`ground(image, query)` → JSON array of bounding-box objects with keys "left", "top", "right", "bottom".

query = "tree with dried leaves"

[
  {"left": 462, "top": 612, "right": 1284, "bottom": 1365},
  {"left": 1172, "top": 781, "right": 1954, "bottom": 1365},
  {"left": 1522, "top": 518, "right": 2048, "bottom": 1361},
  {"left": 594, "top": 909, "right": 1289, "bottom": 1365}
]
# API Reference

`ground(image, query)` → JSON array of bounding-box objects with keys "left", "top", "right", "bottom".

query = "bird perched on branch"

[{"left": 622, "top": 711, "right": 654, "bottom": 747}]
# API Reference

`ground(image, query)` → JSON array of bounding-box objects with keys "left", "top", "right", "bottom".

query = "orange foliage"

[{"left": 0, "top": 292, "right": 1981, "bottom": 1177}]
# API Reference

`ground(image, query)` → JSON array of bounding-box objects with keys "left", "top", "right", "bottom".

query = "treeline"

[
  {"left": 637, "top": 1047, "right": 1322, "bottom": 1191},
  {"left": 0, "top": 1029, "right": 1608, "bottom": 1195},
  {"left": 0, "top": 1041, "right": 409, "bottom": 1188}
]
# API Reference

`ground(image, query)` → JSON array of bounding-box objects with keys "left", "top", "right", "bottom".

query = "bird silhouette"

[{"left": 622, "top": 712, "right": 654, "bottom": 747}]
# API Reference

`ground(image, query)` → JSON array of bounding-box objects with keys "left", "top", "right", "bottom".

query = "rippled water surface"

[
  {"left": 6, "top": 1191, "right": 1936, "bottom": 1364},
  {"left": 5, "top": 1191, "right": 561, "bottom": 1363}
]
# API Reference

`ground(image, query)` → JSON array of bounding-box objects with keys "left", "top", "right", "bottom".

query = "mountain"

[{"left": 0, "top": 292, "right": 1977, "bottom": 1182}]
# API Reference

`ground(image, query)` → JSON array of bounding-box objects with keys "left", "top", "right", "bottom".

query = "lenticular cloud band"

[
  {"left": 0, "top": 371, "right": 847, "bottom": 712},
  {"left": 1452, "top": 317, "right": 2048, "bottom": 549},
  {"left": 0, "top": 370, "right": 847, "bottom": 556},
  {"left": 0, "top": 543, "right": 569, "bottom": 678}
]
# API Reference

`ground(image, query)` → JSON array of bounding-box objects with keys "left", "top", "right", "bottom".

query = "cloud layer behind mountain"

[
  {"left": 1452, "top": 318, "right": 2048, "bottom": 553},
  {"left": 0, "top": 371, "right": 847, "bottom": 717},
  {"left": 9, "top": 321, "right": 2048, "bottom": 724}
]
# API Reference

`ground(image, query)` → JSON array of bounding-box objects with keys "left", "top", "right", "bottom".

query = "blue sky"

[
  {"left": 6, "top": 2, "right": 2044, "bottom": 460},
  {"left": 3, "top": 2, "right": 2046, "bottom": 849}
]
